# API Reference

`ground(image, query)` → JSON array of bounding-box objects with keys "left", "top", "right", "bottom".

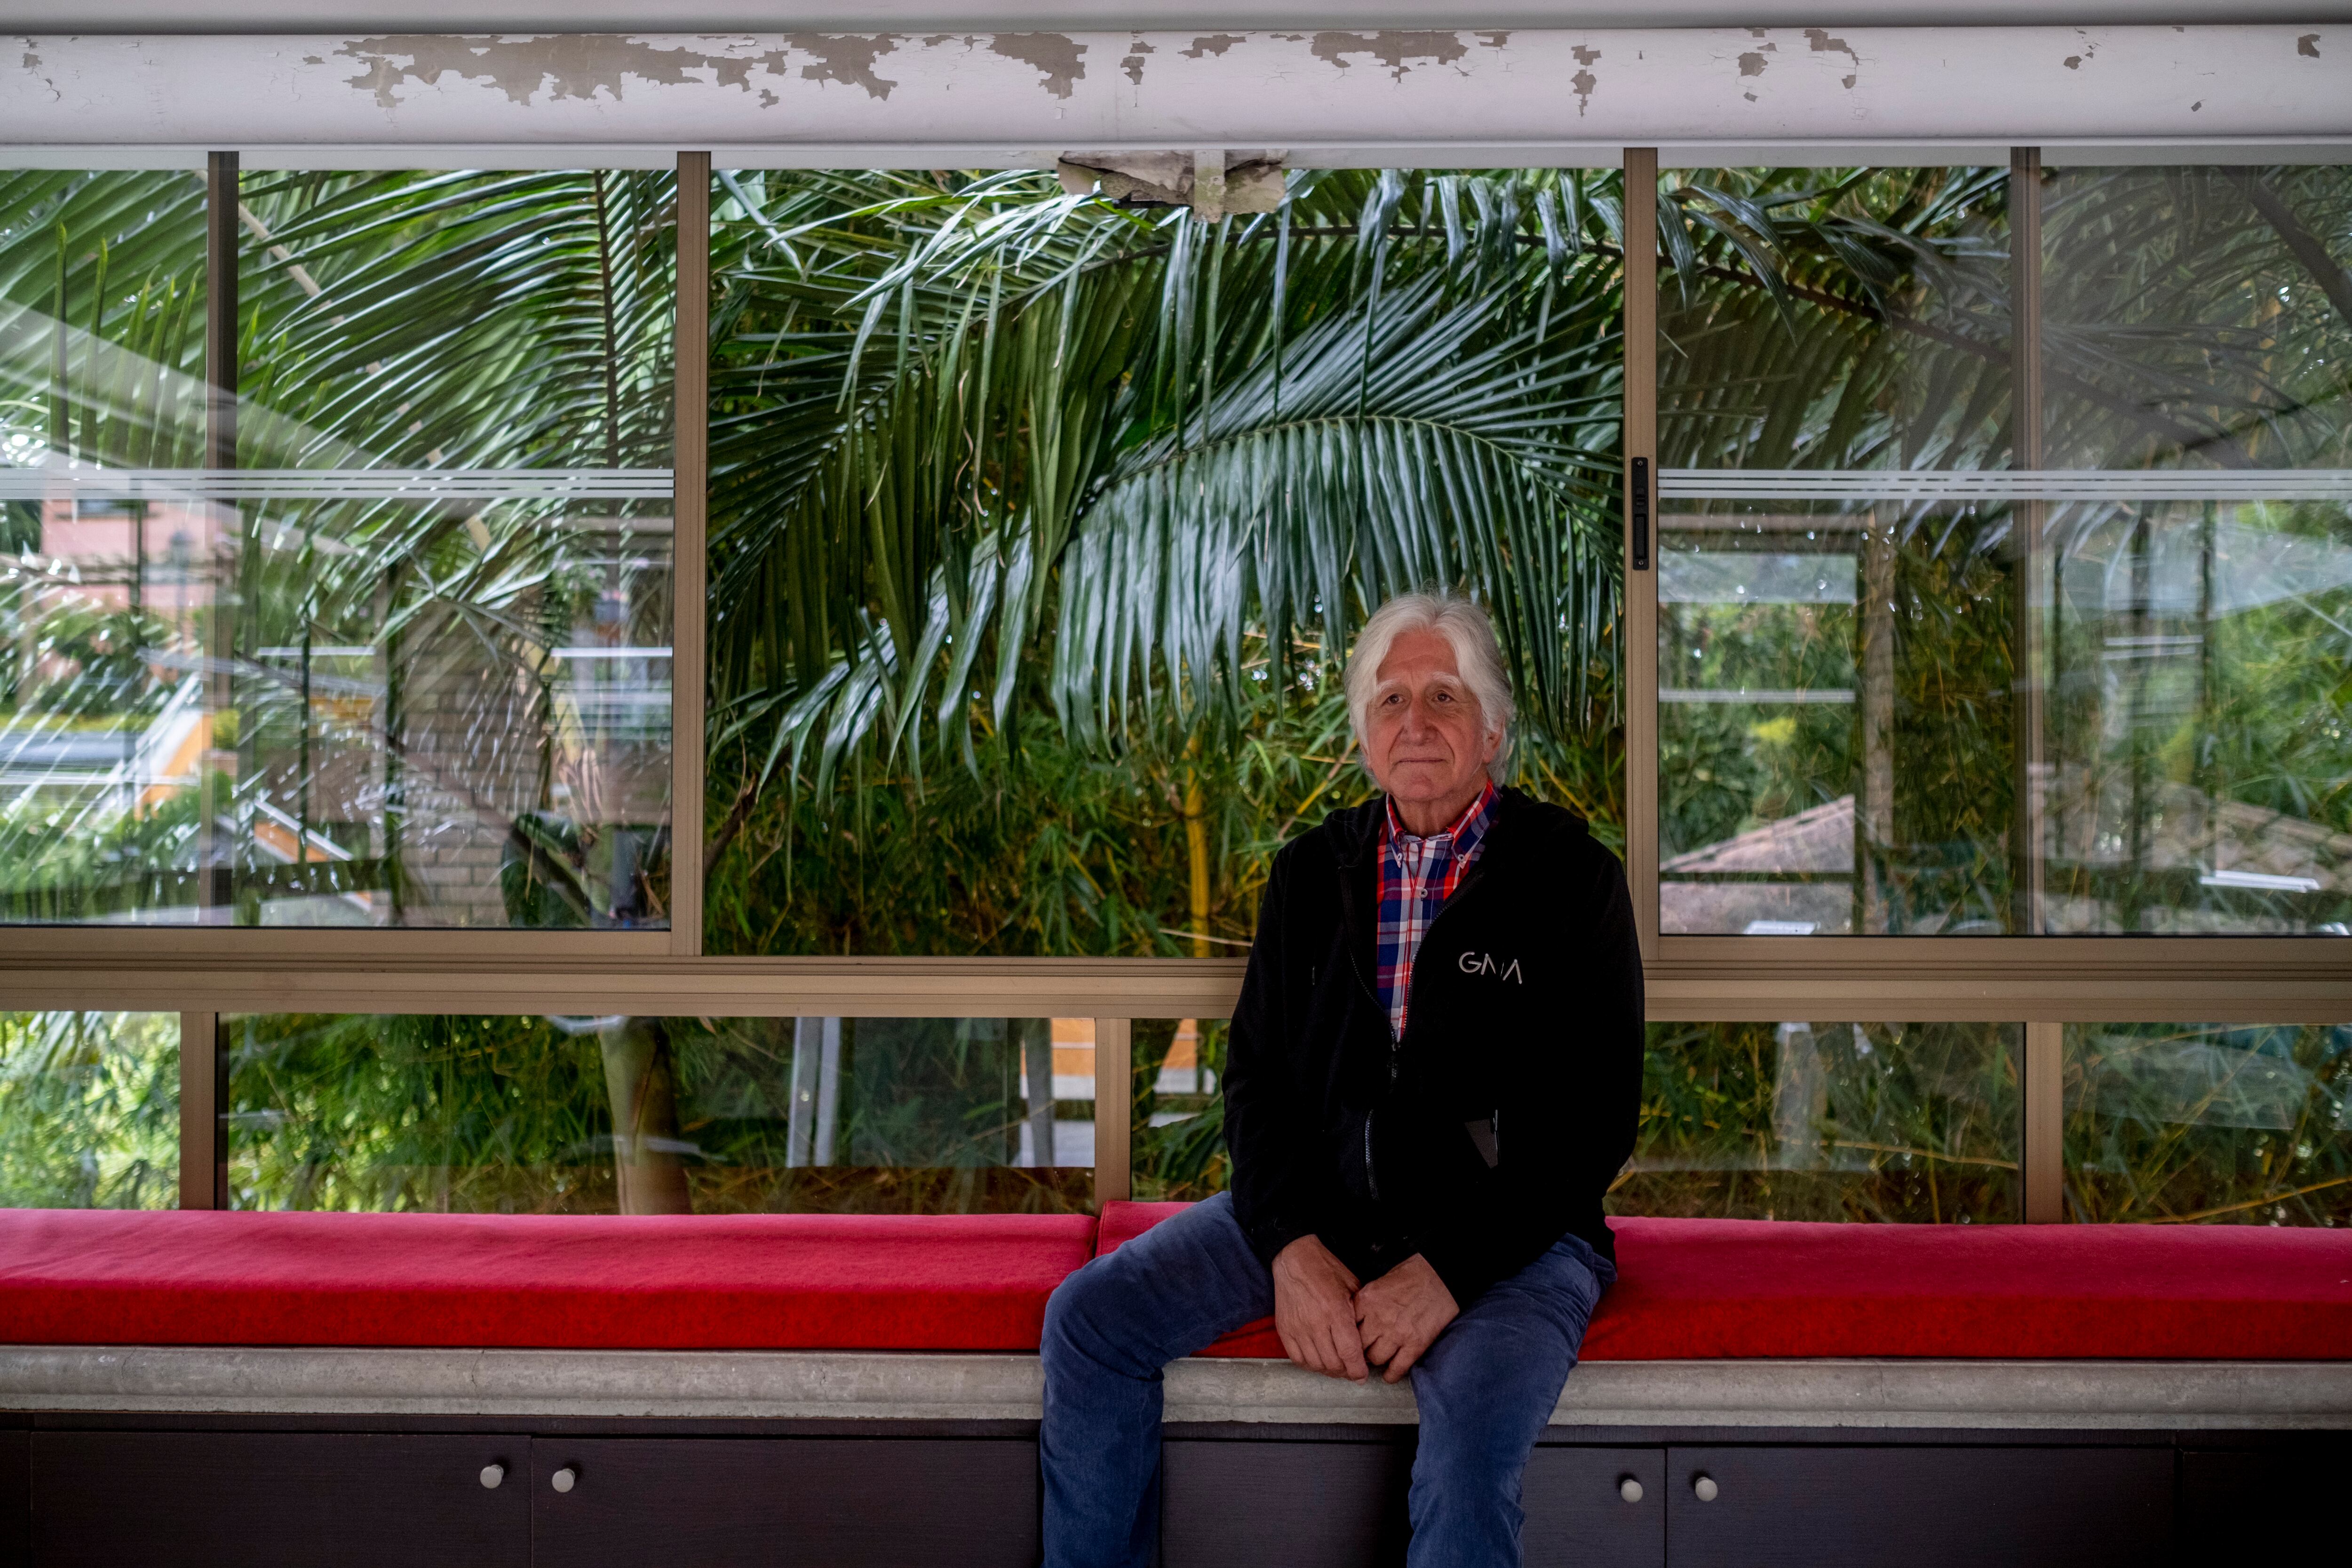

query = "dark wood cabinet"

[
  {"left": 28, "top": 1432, "right": 528, "bottom": 1568},
  {"left": 2180, "top": 1444, "right": 2348, "bottom": 1558},
  {"left": 526, "top": 1436, "right": 1038, "bottom": 1568},
  {"left": 1161, "top": 1436, "right": 1413, "bottom": 1568},
  {"left": 1523, "top": 1444, "right": 1664, "bottom": 1568},
  {"left": 1161, "top": 1436, "right": 1664, "bottom": 1568},
  {"left": 1, "top": 1428, "right": 26, "bottom": 1568},
  {"left": 1661, "top": 1444, "right": 2175, "bottom": 1568},
  {"left": 19, "top": 1420, "right": 2336, "bottom": 1565}
]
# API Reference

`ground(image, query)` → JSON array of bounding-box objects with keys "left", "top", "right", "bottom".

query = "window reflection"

[
  {"left": 2042, "top": 165, "right": 2352, "bottom": 472},
  {"left": 1658, "top": 161, "right": 2352, "bottom": 937},
  {"left": 1658, "top": 501, "right": 2016, "bottom": 935},
  {"left": 2065, "top": 1021, "right": 2352, "bottom": 1224},
  {"left": 2042, "top": 499, "right": 2352, "bottom": 933},
  {"left": 0, "top": 168, "right": 676, "bottom": 927}
]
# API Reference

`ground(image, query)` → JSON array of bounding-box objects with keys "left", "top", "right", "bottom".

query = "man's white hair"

[{"left": 1344, "top": 590, "right": 1515, "bottom": 785}]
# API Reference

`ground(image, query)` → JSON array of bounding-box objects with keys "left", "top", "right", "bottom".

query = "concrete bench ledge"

[{"left": 4, "top": 1345, "right": 2348, "bottom": 1430}]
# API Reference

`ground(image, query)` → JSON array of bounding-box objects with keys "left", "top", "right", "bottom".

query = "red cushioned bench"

[
  {"left": 0, "top": 1209, "right": 1095, "bottom": 1350},
  {"left": 1099, "top": 1201, "right": 2352, "bottom": 1361},
  {"left": 3, "top": 1203, "right": 2348, "bottom": 1359}
]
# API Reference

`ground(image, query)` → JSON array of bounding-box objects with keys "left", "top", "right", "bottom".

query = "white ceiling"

[{"left": 13, "top": 1, "right": 2352, "bottom": 31}]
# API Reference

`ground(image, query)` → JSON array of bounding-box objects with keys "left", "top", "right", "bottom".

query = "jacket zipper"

[{"left": 1350, "top": 855, "right": 1494, "bottom": 1202}]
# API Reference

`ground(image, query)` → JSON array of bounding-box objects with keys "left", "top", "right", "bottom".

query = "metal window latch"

[{"left": 1630, "top": 456, "right": 1651, "bottom": 571}]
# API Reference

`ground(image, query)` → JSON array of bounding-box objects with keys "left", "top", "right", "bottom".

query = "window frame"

[{"left": 3, "top": 143, "right": 2346, "bottom": 1217}]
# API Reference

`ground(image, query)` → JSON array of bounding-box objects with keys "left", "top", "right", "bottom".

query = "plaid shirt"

[{"left": 1375, "top": 782, "right": 1499, "bottom": 1039}]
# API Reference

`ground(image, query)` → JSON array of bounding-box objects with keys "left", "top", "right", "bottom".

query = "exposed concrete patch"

[
  {"left": 1739, "top": 51, "right": 1768, "bottom": 77},
  {"left": 16, "top": 40, "right": 57, "bottom": 101},
  {"left": 1309, "top": 29, "right": 1470, "bottom": 81},
  {"left": 1571, "top": 43, "right": 1601, "bottom": 116},
  {"left": 1804, "top": 26, "right": 1859, "bottom": 89},
  {"left": 1120, "top": 37, "right": 1153, "bottom": 85},
  {"left": 987, "top": 32, "right": 1086, "bottom": 99},
  {"left": 331, "top": 33, "right": 915, "bottom": 109},
  {"left": 1475, "top": 32, "right": 1511, "bottom": 49},
  {"left": 1181, "top": 34, "right": 1243, "bottom": 59},
  {"left": 2299, "top": 32, "right": 2321, "bottom": 57},
  {"left": 786, "top": 33, "right": 905, "bottom": 100}
]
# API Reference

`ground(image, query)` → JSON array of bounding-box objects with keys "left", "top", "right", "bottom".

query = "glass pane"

[
  {"left": 224, "top": 1012, "right": 1091, "bottom": 1213},
  {"left": 0, "top": 171, "right": 209, "bottom": 922},
  {"left": 1618, "top": 1020, "right": 2020, "bottom": 1222},
  {"left": 1657, "top": 166, "right": 2012, "bottom": 476},
  {"left": 2040, "top": 497, "right": 2352, "bottom": 933},
  {"left": 705, "top": 166, "right": 1627, "bottom": 956},
  {"left": 1131, "top": 1016, "right": 1229, "bottom": 1202},
  {"left": 1659, "top": 499, "right": 2016, "bottom": 934},
  {"left": 2028, "top": 164, "right": 2352, "bottom": 934},
  {"left": 2042, "top": 165, "right": 2352, "bottom": 471},
  {"left": 0, "top": 1011, "right": 178, "bottom": 1207},
  {"left": 1655, "top": 167, "right": 2018, "bottom": 936},
  {"left": 1, "top": 168, "right": 676, "bottom": 927},
  {"left": 2065, "top": 1021, "right": 2352, "bottom": 1224}
]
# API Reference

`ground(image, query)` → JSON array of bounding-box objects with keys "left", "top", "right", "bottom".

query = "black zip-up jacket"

[{"left": 1224, "top": 787, "right": 1643, "bottom": 1307}]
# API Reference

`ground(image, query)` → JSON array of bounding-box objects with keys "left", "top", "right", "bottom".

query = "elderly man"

[{"left": 1039, "top": 591, "right": 1644, "bottom": 1568}]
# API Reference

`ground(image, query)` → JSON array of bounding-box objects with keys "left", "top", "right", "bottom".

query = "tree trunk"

[
  {"left": 1859, "top": 507, "right": 1898, "bottom": 934},
  {"left": 1182, "top": 741, "right": 1212, "bottom": 957},
  {"left": 599, "top": 1017, "right": 693, "bottom": 1214}
]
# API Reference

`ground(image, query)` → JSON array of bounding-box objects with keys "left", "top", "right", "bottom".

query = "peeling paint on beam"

[{"left": 2, "top": 27, "right": 2348, "bottom": 157}]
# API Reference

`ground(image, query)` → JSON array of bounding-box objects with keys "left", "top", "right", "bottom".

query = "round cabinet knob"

[
  {"left": 550, "top": 1466, "right": 578, "bottom": 1494},
  {"left": 1692, "top": 1474, "right": 1719, "bottom": 1503},
  {"left": 1618, "top": 1478, "right": 1644, "bottom": 1504},
  {"left": 479, "top": 1464, "right": 505, "bottom": 1490}
]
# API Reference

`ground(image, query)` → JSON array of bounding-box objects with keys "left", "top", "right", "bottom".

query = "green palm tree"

[{"left": 702, "top": 167, "right": 1634, "bottom": 956}]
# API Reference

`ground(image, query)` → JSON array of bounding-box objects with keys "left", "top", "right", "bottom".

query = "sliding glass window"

[
  {"left": 3, "top": 167, "right": 677, "bottom": 928},
  {"left": 1654, "top": 159, "right": 2352, "bottom": 939},
  {"left": 2035, "top": 164, "right": 2352, "bottom": 935},
  {"left": 1, "top": 170, "right": 209, "bottom": 923},
  {"left": 1655, "top": 165, "right": 2016, "bottom": 937}
]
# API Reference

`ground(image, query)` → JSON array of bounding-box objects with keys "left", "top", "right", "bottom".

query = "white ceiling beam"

[
  {"left": 25, "top": 3, "right": 2352, "bottom": 30},
  {"left": 4, "top": 27, "right": 2347, "bottom": 167}
]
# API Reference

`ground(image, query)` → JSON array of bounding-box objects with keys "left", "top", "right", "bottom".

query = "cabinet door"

[
  {"left": 1161, "top": 1436, "right": 1412, "bottom": 1568},
  {"left": 2180, "top": 1445, "right": 2348, "bottom": 1557},
  {"left": 1523, "top": 1445, "right": 1664, "bottom": 1568},
  {"left": 1162, "top": 1438, "right": 1663, "bottom": 1568},
  {"left": 1, "top": 1428, "right": 25, "bottom": 1568},
  {"left": 528, "top": 1437, "right": 1037, "bottom": 1568},
  {"left": 1662, "top": 1445, "right": 2172, "bottom": 1568},
  {"left": 31, "top": 1432, "right": 528, "bottom": 1568}
]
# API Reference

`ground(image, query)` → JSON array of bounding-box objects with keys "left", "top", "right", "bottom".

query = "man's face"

[{"left": 1363, "top": 627, "right": 1501, "bottom": 810}]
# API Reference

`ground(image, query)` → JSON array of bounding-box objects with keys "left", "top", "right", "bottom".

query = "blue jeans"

[{"left": 1040, "top": 1192, "right": 1614, "bottom": 1568}]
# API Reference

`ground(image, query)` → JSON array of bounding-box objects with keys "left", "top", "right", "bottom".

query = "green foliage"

[
  {"left": 1618, "top": 1020, "right": 2020, "bottom": 1223},
  {"left": 227, "top": 1011, "right": 1088, "bottom": 1215},
  {"left": 0, "top": 1011, "right": 177, "bottom": 1208},
  {"left": 0, "top": 168, "right": 210, "bottom": 469},
  {"left": 704, "top": 169, "right": 1626, "bottom": 899}
]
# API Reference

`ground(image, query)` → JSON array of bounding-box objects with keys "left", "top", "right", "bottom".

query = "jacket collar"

[{"left": 1332, "top": 783, "right": 1522, "bottom": 870}]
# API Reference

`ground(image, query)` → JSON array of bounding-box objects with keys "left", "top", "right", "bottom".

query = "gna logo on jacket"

[{"left": 1455, "top": 950, "right": 1524, "bottom": 984}]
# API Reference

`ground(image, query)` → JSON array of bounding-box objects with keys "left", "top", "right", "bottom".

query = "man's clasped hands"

[{"left": 1270, "top": 1234, "right": 1459, "bottom": 1384}]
